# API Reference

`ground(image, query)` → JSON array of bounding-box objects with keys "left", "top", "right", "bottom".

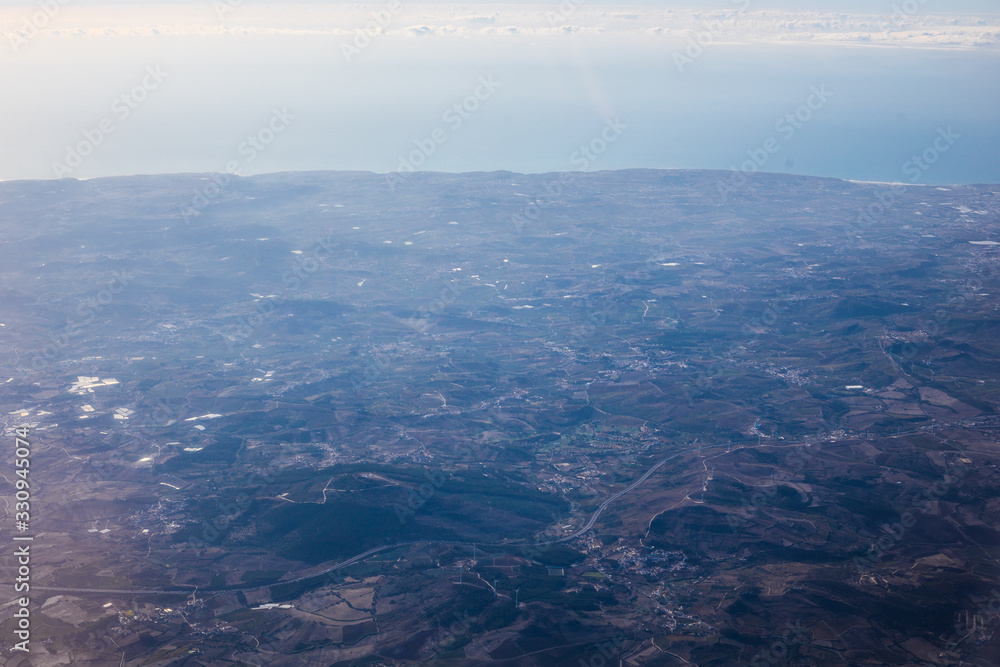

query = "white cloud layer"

[{"left": 1, "top": 4, "right": 998, "bottom": 49}]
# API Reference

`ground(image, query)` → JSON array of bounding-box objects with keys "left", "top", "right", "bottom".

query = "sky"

[
  {"left": 0, "top": 0, "right": 997, "bottom": 7},
  {"left": 1, "top": 2, "right": 998, "bottom": 184}
]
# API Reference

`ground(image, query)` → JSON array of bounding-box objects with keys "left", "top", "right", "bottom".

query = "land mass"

[{"left": 0, "top": 169, "right": 999, "bottom": 665}]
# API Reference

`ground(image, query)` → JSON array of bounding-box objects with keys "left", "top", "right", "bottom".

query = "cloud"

[
  {"left": 0, "top": 6, "right": 996, "bottom": 48},
  {"left": 464, "top": 13, "right": 497, "bottom": 24}
]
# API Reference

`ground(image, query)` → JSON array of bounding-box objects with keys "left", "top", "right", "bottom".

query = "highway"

[
  {"left": 552, "top": 453, "right": 678, "bottom": 543},
  {"left": 33, "top": 449, "right": 698, "bottom": 598}
]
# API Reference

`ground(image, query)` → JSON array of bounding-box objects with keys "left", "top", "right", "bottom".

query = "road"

[
  {"left": 34, "top": 449, "right": 700, "bottom": 598},
  {"left": 31, "top": 419, "right": 1000, "bottom": 599},
  {"left": 551, "top": 452, "right": 680, "bottom": 544},
  {"left": 34, "top": 544, "right": 407, "bottom": 597}
]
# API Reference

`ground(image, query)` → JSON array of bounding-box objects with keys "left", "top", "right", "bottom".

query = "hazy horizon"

[{"left": 3, "top": 2, "right": 999, "bottom": 184}]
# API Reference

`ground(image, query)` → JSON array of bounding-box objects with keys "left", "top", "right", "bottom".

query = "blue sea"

[{"left": 3, "top": 30, "right": 999, "bottom": 185}]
